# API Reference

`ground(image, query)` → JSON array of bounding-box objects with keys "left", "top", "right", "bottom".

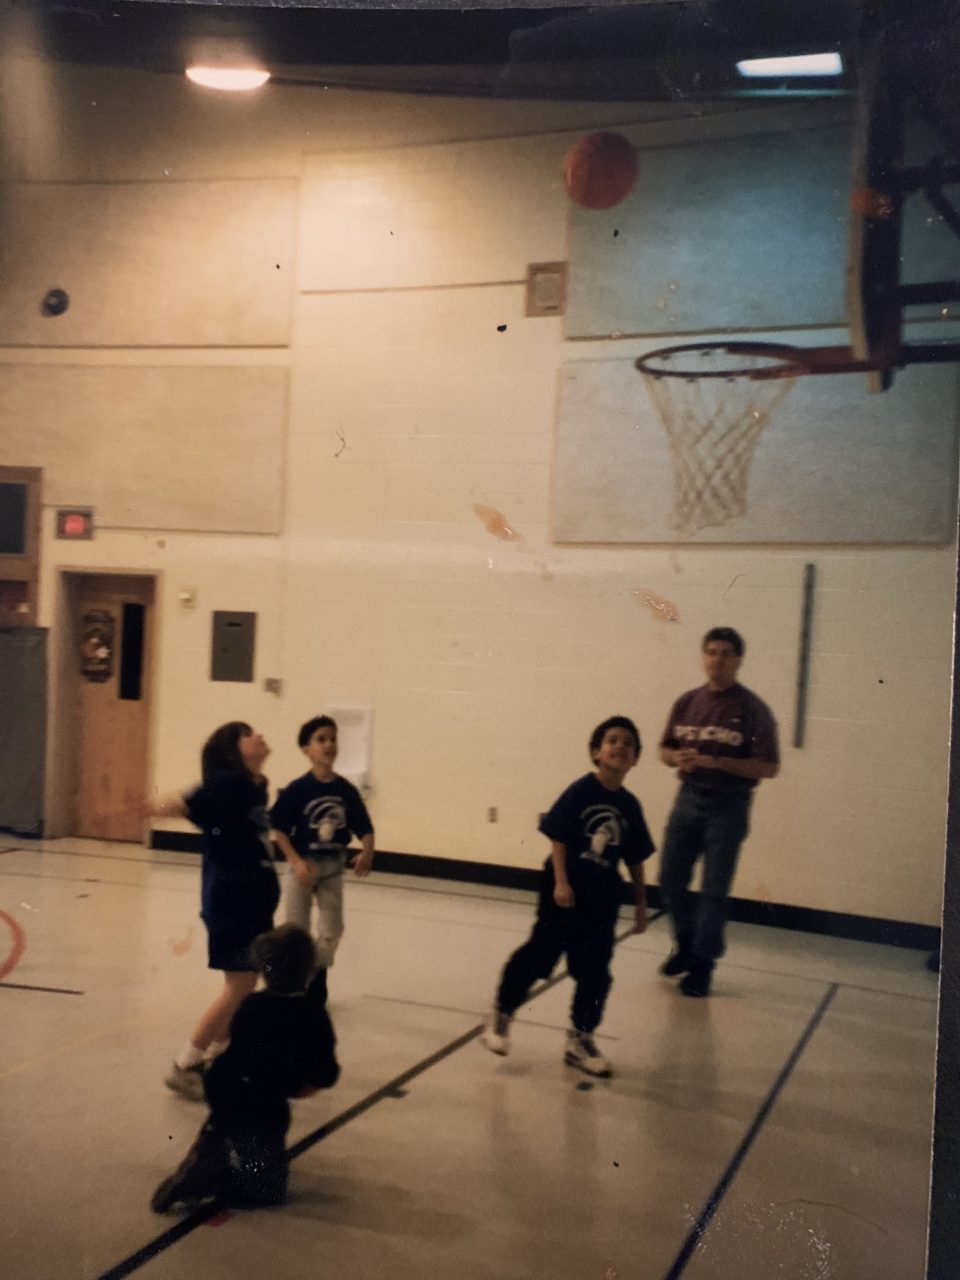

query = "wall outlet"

[{"left": 487, "top": 807, "right": 498, "bottom": 823}]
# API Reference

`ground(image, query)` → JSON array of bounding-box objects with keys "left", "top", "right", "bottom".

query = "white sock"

[
  {"left": 175, "top": 1041, "right": 204, "bottom": 1070},
  {"left": 204, "top": 1039, "right": 229, "bottom": 1061}
]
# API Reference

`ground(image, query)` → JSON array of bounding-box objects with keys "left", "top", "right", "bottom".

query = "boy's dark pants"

[
  {"left": 496, "top": 868, "right": 620, "bottom": 1034},
  {"left": 152, "top": 1089, "right": 290, "bottom": 1212},
  {"left": 168, "top": 1120, "right": 286, "bottom": 1204},
  {"left": 306, "top": 965, "right": 328, "bottom": 1011}
]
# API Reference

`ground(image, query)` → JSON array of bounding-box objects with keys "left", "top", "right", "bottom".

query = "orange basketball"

[
  {"left": 851, "top": 186, "right": 893, "bottom": 220},
  {"left": 563, "top": 132, "right": 639, "bottom": 210}
]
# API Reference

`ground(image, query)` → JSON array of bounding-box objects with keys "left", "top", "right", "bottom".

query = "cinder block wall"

[{"left": 2, "top": 64, "right": 951, "bottom": 923}]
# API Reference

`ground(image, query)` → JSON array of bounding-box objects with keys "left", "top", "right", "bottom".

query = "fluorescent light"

[
  {"left": 185, "top": 66, "right": 271, "bottom": 91},
  {"left": 736, "top": 53, "right": 843, "bottom": 78}
]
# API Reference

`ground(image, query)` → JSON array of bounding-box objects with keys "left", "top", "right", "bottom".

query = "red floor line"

[{"left": 0, "top": 908, "right": 26, "bottom": 981}]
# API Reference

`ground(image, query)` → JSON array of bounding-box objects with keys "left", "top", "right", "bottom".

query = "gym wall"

[{"left": 2, "top": 62, "right": 953, "bottom": 926}]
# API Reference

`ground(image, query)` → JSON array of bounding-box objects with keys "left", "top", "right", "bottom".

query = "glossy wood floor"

[{"left": 0, "top": 839, "right": 937, "bottom": 1280}]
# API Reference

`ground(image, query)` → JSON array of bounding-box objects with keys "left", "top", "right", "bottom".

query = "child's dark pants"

[
  {"left": 151, "top": 1116, "right": 287, "bottom": 1212},
  {"left": 496, "top": 867, "right": 620, "bottom": 1034}
]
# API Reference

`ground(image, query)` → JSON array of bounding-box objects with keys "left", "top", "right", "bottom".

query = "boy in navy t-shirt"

[
  {"left": 482, "top": 716, "right": 654, "bottom": 1077},
  {"left": 271, "top": 716, "right": 374, "bottom": 1000}
]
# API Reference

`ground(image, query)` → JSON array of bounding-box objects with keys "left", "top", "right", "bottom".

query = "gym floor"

[{"left": 0, "top": 840, "right": 936, "bottom": 1280}]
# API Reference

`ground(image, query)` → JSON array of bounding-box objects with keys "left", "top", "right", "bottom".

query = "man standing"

[{"left": 658, "top": 627, "right": 779, "bottom": 997}]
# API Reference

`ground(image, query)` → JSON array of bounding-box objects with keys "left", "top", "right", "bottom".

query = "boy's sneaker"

[
  {"left": 660, "top": 949, "right": 693, "bottom": 977},
  {"left": 481, "top": 1009, "right": 512, "bottom": 1056},
  {"left": 150, "top": 1173, "right": 214, "bottom": 1214},
  {"left": 564, "top": 1030, "right": 612, "bottom": 1078},
  {"left": 164, "top": 1062, "right": 206, "bottom": 1102},
  {"left": 679, "top": 961, "right": 714, "bottom": 998},
  {"left": 150, "top": 1173, "right": 186, "bottom": 1214}
]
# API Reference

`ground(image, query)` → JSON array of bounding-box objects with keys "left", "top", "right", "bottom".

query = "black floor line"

[
  {"left": 23, "top": 846, "right": 537, "bottom": 908},
  {"left": 363, "top": 994, "right": 618, "bottom": 1039},
  {"left": 0, "top": 980, "right": 84, "bottom": 995},
  {"left": 286, "top": 1021, "right": 485, "bottom": 1159},
  {"left": 364, "top": 993, "right": 512, "bottom": 1019},
  {"left": 288, "top": 922, "right": 652, "bottom": 1164},
  {"left": 0, "top": 867, "right": 198, "bottom": 895},
  {"left": 3, "top": 844, "right": 197, "bottom": 869},
  {"left": 355, "top": 877, "right": 661, "bottom": 919},
  {"left": 659, "top": 982, "right": 839, "bottom": 1280},
  {"left": 689, "top": 954, "right": 937, "bottom": 1003},
  {"left": 96, "top": 1206, "right": 223, "bottom": 1280},
  {"left": 6, "top": 846, "right": 577, "bottom": 912},
  {"left": 827, "top": 977, "right": 937, "bottom": 1004},
  {"left": 96, "top": 917, "right": 655, "bottom": 1278},
  {"left": 354, "top": 877, "right": 542, "bottom": 907}
]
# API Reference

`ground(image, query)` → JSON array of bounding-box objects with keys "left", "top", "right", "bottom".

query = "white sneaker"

[
  {"left": 481, "top": 1009, "right": 512, "bottom": 1056},
  {"left": 203, "top": 1040, "right": 229, "bottom": 1064},
  {"left": 564, "top": 1030, "right": 612, "bottom": 1077},
  {"left": 164, "top": 1062, "right": 206, "bottom": 1102}
]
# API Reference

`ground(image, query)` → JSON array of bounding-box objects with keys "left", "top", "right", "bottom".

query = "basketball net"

[{"left": 636, "top": 345, "right": 800, "bottom": 534}]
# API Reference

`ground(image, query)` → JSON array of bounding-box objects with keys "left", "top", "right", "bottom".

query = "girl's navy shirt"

[{"left": 184, "top": 770, "right": 278, "bottom": 929}]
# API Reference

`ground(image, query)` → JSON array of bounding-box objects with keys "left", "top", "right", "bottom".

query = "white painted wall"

[{"left": 3, "top": 61, "right": 953, "bottom": 925}]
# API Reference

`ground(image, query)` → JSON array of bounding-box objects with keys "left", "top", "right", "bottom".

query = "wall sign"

[
  {"left": 56, "top": 508, "right": 95, "bottom": 539},
  {"left": 80, "top": 610, "right": 114, "bottom": 682}
]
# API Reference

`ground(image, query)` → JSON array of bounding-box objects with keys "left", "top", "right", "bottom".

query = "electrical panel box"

[{"left": 211, "top": 611, "right": 256, "bottom": 683}]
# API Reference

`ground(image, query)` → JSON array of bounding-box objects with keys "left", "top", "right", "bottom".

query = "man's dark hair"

[
  {"left": 297, "top": 715, "right": 338, "bottom": 748},
  {"left": 702, "top": 626, "right": 745, "bottom": 657},
  {"left": 201, "top": 721, "right": 254, "bottom": 783},
  {"left": 589, "top": 716, "right": 641, "bottom": 759},
  {"left": 249, "top": 924, "right": 316, "bottom": 994}
]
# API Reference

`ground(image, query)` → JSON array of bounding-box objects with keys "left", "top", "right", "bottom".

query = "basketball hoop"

[{"left": 635, "top": 342, "right": 805, "bottom": 535}]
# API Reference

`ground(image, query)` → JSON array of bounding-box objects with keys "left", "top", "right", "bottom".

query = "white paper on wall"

[{"left": 328, "top": 704, "right": 374, "bottom": 791}]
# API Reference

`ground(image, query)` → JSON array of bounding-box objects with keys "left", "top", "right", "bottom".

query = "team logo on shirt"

[
  {"left": 304, "top": 797, "right": 346, "bottom": 850},
  {"left": 578, "top": 805, "right": 623, "bottom": 869},
  {"left": 673, "top": 723, "right": 744, "bottom": 746}
]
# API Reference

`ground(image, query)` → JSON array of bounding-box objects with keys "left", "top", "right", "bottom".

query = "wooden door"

[{"left": 73, "top": 574, "right": 153, "bottom": 841}]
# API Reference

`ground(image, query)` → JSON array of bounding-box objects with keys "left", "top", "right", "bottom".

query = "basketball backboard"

[
  {"left": 845, "top": 43, "right": 903, "bottom": 390},
  {"left": 845, "top": 29, "right": 960, "bottom": 390}
]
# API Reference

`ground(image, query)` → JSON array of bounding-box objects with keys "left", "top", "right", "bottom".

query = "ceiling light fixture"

[
  {"left": 185, "top": 66, "right": 271, "bottom": 91},
  {"left": 736, "top": 53, "right": 843, "bottom": 78}
]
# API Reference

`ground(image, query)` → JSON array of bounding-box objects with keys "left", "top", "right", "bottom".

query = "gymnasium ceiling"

[
  {"left": 1, "top": 1, "right": 864, "bottom": 91},
  {"left": 4, "top": 0, "right": 959, "bottom": 151}
]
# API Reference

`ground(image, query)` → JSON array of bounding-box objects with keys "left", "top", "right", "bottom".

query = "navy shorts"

[{"left": 206, "top": 916, "right": 273, "bottom": 972}]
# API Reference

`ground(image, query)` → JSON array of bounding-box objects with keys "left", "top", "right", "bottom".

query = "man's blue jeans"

[{"left": 659, "top": 784, "right": 752, "bottom": 963}]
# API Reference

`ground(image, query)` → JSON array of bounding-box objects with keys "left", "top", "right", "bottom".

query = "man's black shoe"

[
  {"left": 679, "top": 961, "right": 714, "bottom": 997},
  {"left": 660, "top": 949, "right": 693, "bottom": 977}
]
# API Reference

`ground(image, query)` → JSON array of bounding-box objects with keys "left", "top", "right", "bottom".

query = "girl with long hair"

[{"left": 146, "top": 721, "right": 280, "bottom": 1099}]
